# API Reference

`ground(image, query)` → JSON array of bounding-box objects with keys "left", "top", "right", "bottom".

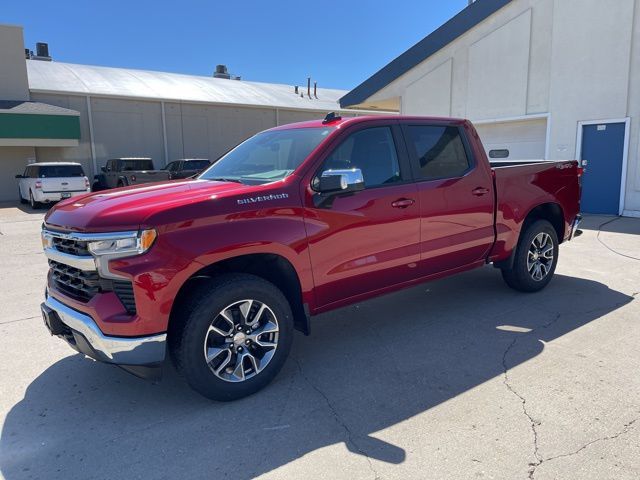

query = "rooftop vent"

[
  {"left": 31, "top": 42, "right": 52, "bottom": 61},
  {"left": 213, "top": 64, "right": 231, "bottom": 79}
]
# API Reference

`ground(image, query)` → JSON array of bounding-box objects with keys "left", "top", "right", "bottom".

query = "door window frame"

[
  {"left": 399, "top": 122, "right": 477, "bottom": 182},
  {"left": 575, "top": 117, "right": 630, "bottom": 216},
  {"left": 311, "top": 121, "right": 414, "bottom": 192}
]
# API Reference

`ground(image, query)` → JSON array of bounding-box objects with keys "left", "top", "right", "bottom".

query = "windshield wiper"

[{"left": 206, "top": 177, "right": 244, "bottom": 184}]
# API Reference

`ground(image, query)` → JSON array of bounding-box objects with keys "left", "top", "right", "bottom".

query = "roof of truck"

[
  {"left": 270, "top": 115, "right": 468, "bottom": 130},
  {"left": 29, "top": 162, "right": 82, "bottom": 166}
]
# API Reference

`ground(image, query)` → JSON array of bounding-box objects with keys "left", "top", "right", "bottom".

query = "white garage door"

[{"left": 474, "top": 118, "right": 547, "bottom": 160}]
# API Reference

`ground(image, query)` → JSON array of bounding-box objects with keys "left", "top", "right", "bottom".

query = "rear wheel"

[
  {"left": 29, "top": 191, "right": 40, "bottom": 210},
  {"left": 170, "top": 273, "right": 294, "bottom": 401},
  {"left": 501, "top": 219, "right": 559, "bottom": 292}
]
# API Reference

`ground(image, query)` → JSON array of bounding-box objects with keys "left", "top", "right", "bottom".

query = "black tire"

[
  {"left": 501, "top": 219, "right": 559, "bottom": 292},
  {"left": 117, "top": 180, "right": 125, "bottom": 188},
  {"left": 18, "top": 189, "right": 27, "bottom": 204},
  {"left": 170, "top": 273, "right": 294, "bottom": 401},
  {"left": 29, "top": 191, "right": 40, "bottom": 210}
]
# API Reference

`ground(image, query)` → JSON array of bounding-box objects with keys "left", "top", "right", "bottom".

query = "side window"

[
  {"left": 23, "top": 167, "right": 30, "bottom": 177},
  {"left": 406, "top": 126, "right": 471, "bottom": 180},
  {"left": 321, "top": 127, "right": 401, "bottom": 188},
  {"left": 31, "top": 166, "right": 39, "bottom": 178}
]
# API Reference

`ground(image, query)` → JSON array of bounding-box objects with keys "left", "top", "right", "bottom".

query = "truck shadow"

[{"left": 0, "top": 269, "right": 633, "bottom": 479}]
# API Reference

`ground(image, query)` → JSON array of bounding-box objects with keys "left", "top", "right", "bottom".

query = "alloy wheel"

[
  {"left": 527, "top": 232, "right": 554, "bottom": 281},
  {"left": 203, "top": 299, "right": 279, "bottom": 382}
]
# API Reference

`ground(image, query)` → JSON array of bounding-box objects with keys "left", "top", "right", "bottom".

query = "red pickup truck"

[{"left": 40, "top": 114, "right": 582, "bottom": 401}]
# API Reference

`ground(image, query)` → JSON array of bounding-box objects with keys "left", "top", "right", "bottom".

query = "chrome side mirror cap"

[{"left": 317, "top": 168, "right": 365, "bottom": 194}]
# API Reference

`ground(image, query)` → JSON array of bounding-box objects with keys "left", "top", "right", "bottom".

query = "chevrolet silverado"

[{"left": 40, "top": 114, "right": 582, "bottom": 401}]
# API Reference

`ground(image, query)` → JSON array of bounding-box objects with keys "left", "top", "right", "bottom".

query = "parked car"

[
  {"left": 40, "top": 114, "right": 582, "bottom": 401},
  {"left": 16, "top": 162, "right": 90, "bottom": 209},
  {"left": 92, "top": 157, "right": 171, "bottom": 190},
  {"left": 164, "top": 159, "right": 211, "bottom": 179}
]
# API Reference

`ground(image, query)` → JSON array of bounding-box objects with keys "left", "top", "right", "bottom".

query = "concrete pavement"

[{"left": 0, "top": 203, "right": 638, "bottom": 479}]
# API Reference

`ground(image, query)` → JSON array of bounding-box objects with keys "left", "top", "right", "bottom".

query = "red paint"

[{"left": 44, "top": 116, "right": 581, "bottom": 337}]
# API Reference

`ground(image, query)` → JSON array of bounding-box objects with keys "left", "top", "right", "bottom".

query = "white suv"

[{"left": 16, "top": 162, "right": 91, "bottom": 209}]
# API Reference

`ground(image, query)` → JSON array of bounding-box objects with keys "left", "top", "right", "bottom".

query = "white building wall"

[
  {"left": 367, "top": 0, "right": 640, "bottom": 214},
  {"left": 0, "top": 25, "right": 29, "bottom": 101}
]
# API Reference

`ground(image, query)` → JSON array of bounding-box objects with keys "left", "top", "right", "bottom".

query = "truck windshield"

[
  {"left": 199, "top": 127, "right": 334, "bottom": 184},
  {"left": 37, "top": 165, "right": 85, "bottom": 178}
]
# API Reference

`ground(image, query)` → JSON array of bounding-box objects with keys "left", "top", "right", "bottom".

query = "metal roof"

[
  {"left": 0, "top": 100, "right": 79, "bottom": 116},
  {"left": 340, "top": 0, "right": 513, "bottom": 108},
  {"left": 26, "top": 60, "right": 350, "bottom": 112}
]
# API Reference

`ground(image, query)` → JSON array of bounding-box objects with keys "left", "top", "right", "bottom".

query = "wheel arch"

[
  {"left": 169, "top": 252, "right": 310, "bottom": 336},
  {"left": 522, "top": 202, "right": 565, "bottom": 243},
  {"left": 494, "top": 201, "right": 565, "bottom": 270}
]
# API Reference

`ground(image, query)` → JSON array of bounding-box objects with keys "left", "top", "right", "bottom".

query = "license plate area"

[{"left": 61, "top": 193, "right": 71, "bottom": 199}]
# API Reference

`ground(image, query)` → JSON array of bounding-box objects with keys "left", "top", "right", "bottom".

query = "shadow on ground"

[{"left": 0, "top": 268, "right": 632, "bottom": 479}]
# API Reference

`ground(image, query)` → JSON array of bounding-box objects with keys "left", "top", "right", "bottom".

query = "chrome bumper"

[
  {"left": 42, "top": 294, "right": 166, "bottom": 366},
  {"left": 569, "top": 214, "right": 583, "bottom": 240}
]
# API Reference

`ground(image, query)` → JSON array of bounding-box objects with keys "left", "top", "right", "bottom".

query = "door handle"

[
  {"left": 472, "top": 187, "right": 490, "bottom": 196},
  {"left": 391, "top": 198, "right": 415, "bottom": 208}
]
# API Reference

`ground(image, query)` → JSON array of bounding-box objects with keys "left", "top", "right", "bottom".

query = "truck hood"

[{"left": 44, "top": 180, "right": 250, "bottom": 231}]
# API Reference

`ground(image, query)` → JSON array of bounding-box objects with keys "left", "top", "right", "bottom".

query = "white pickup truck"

[{"left": 16, "top": 162, "right": 90, "bottom": 209}]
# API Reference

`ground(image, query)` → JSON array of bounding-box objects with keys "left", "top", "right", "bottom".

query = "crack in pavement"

[
  {"left": 544, "top": 419, "right": 638, "bottom": 463},
  {"left": 501, "top": 313, "right": 562, "bottom": 479},
  {"left": 0, "top": 315, "right": 40, "bottom": 325},
  {"left": 294, "top": 358, "right": 381, "bottom": 480},
  {"left": 502, "top": 311, "right": 638, "bottom": 479}
]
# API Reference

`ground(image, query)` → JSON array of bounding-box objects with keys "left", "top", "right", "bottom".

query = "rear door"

[
  {"left": 303, "top": 122, "right": 421, "bottom": 307},
  {"left": 400, "top": 122, "right": 495, "bottom": 275},
  {"left": 38, "top": 165, "right": 86, "bottom": 196}
]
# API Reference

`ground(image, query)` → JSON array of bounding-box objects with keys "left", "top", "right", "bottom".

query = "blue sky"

[{"left": 5, "top": 0, "right": 468, "bottom": 90}]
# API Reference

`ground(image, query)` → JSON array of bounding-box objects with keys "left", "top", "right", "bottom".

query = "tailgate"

[{"left": 41, "top": 177, "right": 86, "bottom": 193}]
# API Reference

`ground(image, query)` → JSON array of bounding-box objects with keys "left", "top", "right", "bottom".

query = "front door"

[
  {"left": 304, "top": 124, "right": 421, "bottom": 307},
  {"left": 579, "top": 122, "right": 627, "bottom": 215}
]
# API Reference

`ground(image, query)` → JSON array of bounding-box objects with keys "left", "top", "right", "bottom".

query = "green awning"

[{"left": 0, "top": 101, "right": 80, "bottom": 141}]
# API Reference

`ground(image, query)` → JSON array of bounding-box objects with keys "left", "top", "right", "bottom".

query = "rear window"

[
  {"left": 185, "top": 160, "right": 210, "bottom": 170},
  {"left": 36, "top": 165, "right": 85, "bottom": 178},
  {"left": 405, "top": 126, "right": 471, "bottom": 180},
  {"left": 119, "top": 160, "right": 154, "bottom": 171}
]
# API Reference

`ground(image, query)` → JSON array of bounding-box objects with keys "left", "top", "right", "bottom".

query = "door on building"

[{"left": 579, "top": 121, "right": 628, "bottom": 215}]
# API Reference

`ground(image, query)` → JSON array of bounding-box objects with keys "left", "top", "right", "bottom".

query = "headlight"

[
  {"left": 41, "top": 231, "right": 54, "bottom": 250},
  {"left": 88, "top": 229, "right": 157, "bottom": 257}
]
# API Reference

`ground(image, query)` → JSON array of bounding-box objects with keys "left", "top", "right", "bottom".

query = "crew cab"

[
  {"left": 164, "top": 159, "right": 211, "bottom": 179},
  {"left": 40, "top": 115, "right": 582, "bottom": 401},
  {"left": 16, "top": 162, "right": 91, "bottom": 209},
  {"left": 93, "top": 157, "right": 171, "bottom": 190}
]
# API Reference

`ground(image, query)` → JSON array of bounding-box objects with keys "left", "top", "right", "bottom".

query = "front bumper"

[{"left": 41, "top": 293, "right": 166, "bottom": 366}]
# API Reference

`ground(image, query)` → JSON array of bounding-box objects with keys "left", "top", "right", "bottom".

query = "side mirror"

[
  {"left": 317, "top": 168, "right": 365, "bottom": 194},
  {"left": 101, "top": 166, "right": 107, "bottom": 173},
  {"left": 15, "top": 174, "right": 23, "bottom": 179}
]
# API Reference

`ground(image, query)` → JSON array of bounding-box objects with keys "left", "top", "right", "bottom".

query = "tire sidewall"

[
  {"left": 513, "top": 220, "right": 559, "bottom": 291},
  {"left": 178, "top": 276, "right": 294, "bottom": 401}
]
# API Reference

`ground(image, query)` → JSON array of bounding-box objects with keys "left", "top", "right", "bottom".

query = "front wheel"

[
  {"left": 170, "top": 273, "right": 294, "bottom": 401},
  {"left": 501, "top": 219, "right": 559, "bottom": 292}
]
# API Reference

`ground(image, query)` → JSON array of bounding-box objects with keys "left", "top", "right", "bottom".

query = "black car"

[{"left": 164, "top": 159, "right": 211, "bottom": 179}]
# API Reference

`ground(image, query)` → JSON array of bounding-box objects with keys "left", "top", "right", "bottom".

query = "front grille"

[
  {"left": 49, "top": 259, "right": 137, "bottom": 314},
  {"left": 49, "top": 259, "right": 101, "bottom": 301},
  {"left": 52, "top": 237, "right": 90, "bottom": 256}
]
